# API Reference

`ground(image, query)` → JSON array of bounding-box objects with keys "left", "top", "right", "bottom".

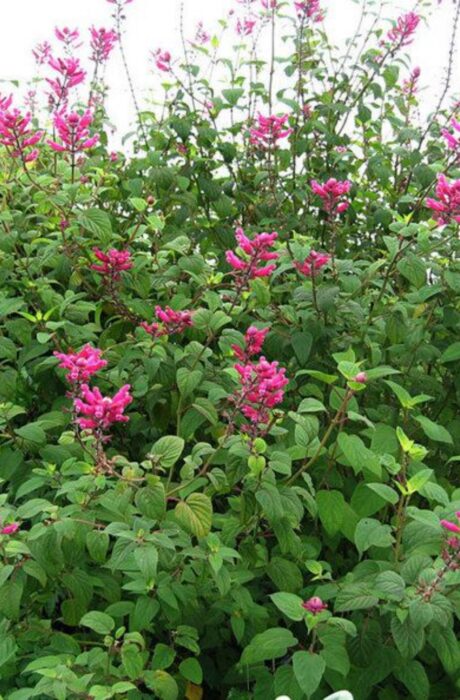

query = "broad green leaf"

[
  {"left": 316, "top": 490, "right": 346, "bottom": 536},
  {"left": 270, "top": 592, "right": 305, "bottom": 621},
  {"left": 150, "top": 436, "right": 185, "bottom": 469},
  {"left": 354, "top": 518, "right": 394, "bottom": 554},
  {"left": 241, "top": 628, "right": 297, "bottom": 665},
  {"left": 80, "top": 611, "right": 115, "bottom": 635},
  {"left": 175, "top": 493, "right": 213, "bottom": 538},
  {"left": 292, "top": 651, "right": 325, "bottom": 697}
]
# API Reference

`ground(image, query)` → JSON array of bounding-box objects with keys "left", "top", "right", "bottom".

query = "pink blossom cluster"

[
  {"left": 232, "top": 326, "right": 270, "bottom": 361},
  {"left": 234, "top": 355, "right": 289, "bottom": 431},
  {"left": 441, "top": 512, "right": 460, "bottom": 535},
  {"left": 261, "top": 0, "right": 277, "bottom": 8},
  {"left": 386, "top": 12, "right": 420, "bottom": 48},
  {"left": 74, "top": 384, "right": 132, "bottom": 433},
  {"left": 47, "top": 57, "right": 86, "bottom": 106},
  {"left": 0, "top": 523, "right": 19, "bottom": 536},
  {"left": 426, "top": 174, "right": 460, "bottom": 226},
  {"left": 302, "top": 596, "right": 328, "bottom": 614},
  {"left": 0, "top": 106, "right": 43, "bottom": 163},
  {"left": 226, "top": 227, "right": 279, "bottom": 286},
  {"left": 33, "top": 41, "right": 52, "bottom": 66},
  {"left": 441, "top": 118, "right": 460, "bottom": 153},
  {"left": 250, "top": 113, "right": 292, "bottom": 148},
  {"left": 403, "top": 66, "right": 421, "bottom": 95},
  {"left": 54, "top": 344, "right": 108, "bottom": 385},
  {"left": 294, "top": 250, "right": 331, "bottom": 277},
  {"left": 295, "top": 0, "right": 324, "bottom": 22},
  {"left": 237, "top": 17, "right": 257, "bottom": 36},
  {"left": 153, "top": 49, "right": 172, "bottom": 73},
  {"left": 193, "top": 22, "right": 211, "bottom": 45},
  {"left": 311, "top": 178, "right": 351, "bottom": 215},
  {"left": 48, "top": 110, "right": 99, "bottom": 154},
  {"left": 55, "top": 27, "right": 82, "bottom": 50},
  {"left": 90, "top": 27, "right": 118, "bottom": 64},
  {"left": 91, "top": 248, "right": 133, "bottom": 281},
  {"left": 141, "top": 306, "right": 193, "bottom": 337}
]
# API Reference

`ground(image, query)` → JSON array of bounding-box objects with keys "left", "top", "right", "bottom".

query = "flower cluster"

[
  {"left": 74, "top": 384, "right": 132, "bottom": 434},
  {"left": 55, "top": 26, "right": 81, "bottom": 50},
  {"left": 48, "top": 110, "right": 99, "bottom": 154},
  {"left": 261, "top": 0, "right": 277, "bottom": 8},
  {"left": 237, "top": 17, "right": 257, "bottom": 36},
  {"left": 33, "top": 41, "right": 52, "bottom": 66},
  {"left": 311, "top": 178, "right": 351, "bottom": 215},
  {"left": 231, "top": 326, "right": 270, "bottom": 361},
  {"left": 295, "top": 0, "right": 324, "bottom": 22},
  {"left": 249, "top": 113, "right": 292, "bottom": 148},
  {"left": 441, "top": 512, "right": 460, "bottom": 535},
  {"left": 141, "top": 306, "right": 193, "bottom": 337},
  {"left": 47, "top": 57, "right": 86, "bottom": 106},
  {"left": 193, "top": 22, "right": 211, "bottom": 45},
  {"left": 302, "top": 597, "right": 328, "bottom": 614},
  {"left": 0, "top": 523, "right": 19, "bottom": 536},
  {"left": 233, "top": 356, "right": 289, "bottom": 434},
  {"left": 91, "top": 248, "right": 133, "bottom": 281},
  {"left": 0, "top": 107, "right": 43, "bottom": 162},
  {"left": 294, "top": 250, "right": 331, "bottom": 277},
  {"left": 426, "top": 174, "right": 460, "bottom": 226},
  {"left": 153, "top": 49, "right": 172, "bottom": 73},
  {"left": 54, "top": 344, "right": 108, "bottom": 385},
  {"left": 403, "top": 66, "right": 421, "bottom": 96},
  {"left": 386, "top": 12, "right": 420, "bottom": 48},
  {"left": 226, "top": 227, "right": 279, "bottom": 287},
  {"left": 442, "top": 118, "right": 460, "bottom": 153},
  {"left": 90, "top": 27, "right": 118, "bottom": 64}
]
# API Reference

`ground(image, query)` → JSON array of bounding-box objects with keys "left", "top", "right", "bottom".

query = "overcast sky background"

[{"left": 0, "top": 0, "right": 458, "bottom": 138}]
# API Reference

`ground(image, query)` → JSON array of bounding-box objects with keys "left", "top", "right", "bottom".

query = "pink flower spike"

[
  {"left": 232, "top": 326, "right": 269, "bottom": 361},
  {"left": 294, "top": 250, "right": 331, "bottom": 277},
  {"left": 250, "top": 113, "right": 292, "bottom": 149},
  {"left": 226, "top": 227, "right": 279, "bottom": 288},
  {"left": 311, "top": 178, "right": 351, "bottom": 216},
  {"left": 141, "top": 306, "right": 193, "bottom": 337},
  {"left": 237, "top": 18, "right": 257, "bottom": 36},
  {"left": 74, "top": 384, "right": 133, "bottom": 436},
  {"left": 426, "top": 174, "right": 460, "bottom": 226},
  {"left": 55, "top": 27, "right": 81, "bottom": 49},
  {"left": 153, "top": 49, "right": 172, "bottom": 73},
  {"left": 295, "top": 0, "right": 324, "bottom": 22},
  {"left": 54, "top": 344, "right": 108, "bottom": 385},
  {"left": 441, "top": 519, "right": 460, "bottom": 535},
  {"left": 0, "top": 108, "right": 43, "bottom": 162},
  {"left": 301, "top": 596, "right": 328, "bottom": 614},
  {"left": 48, "top": 110, "right": 99, "bottom": 155},
  {"left": 90, "top": 27, "right": 118, "bottom": 64},
  {"left": 0, "top": 523, "right": 19, "bottom": 536},
  {"left": 386, "top": 12, "right": 420, "bottom": 48},
  {"left": 91, "top": 247, "right": 133, "bottom": 282}
]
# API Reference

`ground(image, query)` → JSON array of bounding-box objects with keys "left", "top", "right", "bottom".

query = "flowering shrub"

[{"left": 0, "top": 0, "right": 460, "bottom": 698}]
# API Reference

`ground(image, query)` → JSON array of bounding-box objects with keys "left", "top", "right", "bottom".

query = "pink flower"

[
  {"left": 226, "top": 227, "right": 279, "bottom": 287},
  {"left": 386, "top": 12, "right": 420, "bottom": 48},
  {"left": 32, "top": 41, "right": 52, "bottom": 66},
  {"left": 295, "top": 0, "right": 324, "bottom": 22},
  {"left": 153, "top": 49, "right": 172, "bottom": 73},
  {"left": 141, "top": 306, "right": 193, "bottom": 337},
  {"left": 193, "top": 22, "right": 211, "bottom": 45},
  {"left": 47, "top": 57, "right": 86, "bottom": 105},
  {"left": 48, "top": 110, "right": 99, "bottom": 154},
  {"left": 403, "top": 66, "right": 421, "bottom": 95},
  {"left": 353, "top": 372, "right": 368, "bottom": 384},
  {"left": 0, "top": 107, "right": 43, "bottom": 162},
  {"left": 441, "top": 512, "right": 460, "bottom": 535},
  {"left": 237, "top": 17, "right": 257, "bottom": 35},
  {"left": 0, "top": 523, "right": 19, "bottom": 536},
  {"left": 261, "top": 0, "right": 277, "bottom": 7},
  {"left": 91, "top": 248, "right": 133, "bottom": 281},
  {"left": 54, "top": 344, "right": 108, "bottom": 385},
  {"left": 110, "top": 151, "right": 119, "bottom": 162},
  {"left": 441, "top": 118, "right": 460, "bottom": 152},
  {"left": 90, "top": 27, "right": 118, "bottom": 64},
  {"left": 74, "top": 384, "right": 132, "bottom": 433},
  {"left": 311, "top": 178, "right": 352, "bottom": 215},
  {"left": 294, "top": 250, "right": 331, "bottom": 277},
  {"left": 55, "top": 27, "right": 81, "bottom": 49},
  {"left": 250, "top": 113, "right": 292, "bottom": 148},
  {"left": 426, "top": 174, "right": 460, "bottom": 226},
  {"left": 232, "top": 326, "right": 269, "bottom": 361},
  {"left": 302, "top": 596, "right": 328, "bottom": 614},
  {"left": 233, "top": 356, "right": 289, "bottom": 432}
]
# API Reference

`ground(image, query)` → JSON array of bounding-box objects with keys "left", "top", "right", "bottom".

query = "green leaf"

[
  {"left": 175, "top": 493, "right": 213, "bottom": 538},
  {"left": 298, "top": 398, "right": 327, "bottom": 414},
  {"left": 316, "top": 490, "right": 346, "bottom": 536},
  {"left": 15, "top": 423, "right": 46, "bottom": 445},
  {"left": 135, "top": 483, "right": 166, "bottom": 520},
  {"left": 415, "top": 416, "right": 453, "bottom": 444},
  {"left": 222, "top": 88, "right": 244, "bottom": 105},
  {"left": 134, "top": 545, "right": 158, "bottom": 580},
  {"left": 366, "top": 483, "right": 399, "bottom": 505},
  {"left": 150, "top": 436, "right": 185, "bottom": 469},
  {"left": 335, "top": 583, "right": 379, "bottom": 612},
  {"left": 179, "top": 658, "right": 203, "bottom": 684},
  {"left": 241, "top": 628, "right": 297, "bottom": 665},
  {"left": 394, "top": 660, "right": 429, "bottom": 700},
  {"left": 354, "top": 518, "right": 394, "bottom": 554},
  {"left": 177, "top": 368, "right": 203, "bottom": 398},
  {"left": 292, "top": 652, "right": 325, "bottom": 698},
  {"left": 440, "top": 342, "right": 460, "bottom": 363},
  {"left": 121, "top": 642, "right": 145, "bottom": 680},
  {"left": 270, "top": 592, "right": 304, "bottom": 621},
  {"left": 406, "top": 469, "right": 433, "bottom": 495},
  {"left": 374, "top": 571, "right": 405, "bottom": 601},
  {"left": 144, "top": 670, "right": 179, "bottom": 700},
  {"left": 78, "top": 208, "right": 112, "bottom": 242},
  {"left": 80, "top": 611, "right": 115, "bottom": 635}
]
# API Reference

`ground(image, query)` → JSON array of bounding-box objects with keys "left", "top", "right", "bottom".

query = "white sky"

[{"left": 0, "top": 0, "right": 458, "bottom": 137}]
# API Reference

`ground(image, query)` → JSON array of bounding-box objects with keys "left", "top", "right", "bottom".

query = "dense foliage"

[{"left": 0, "top": 0, "right": 460, "bottom": 698}]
